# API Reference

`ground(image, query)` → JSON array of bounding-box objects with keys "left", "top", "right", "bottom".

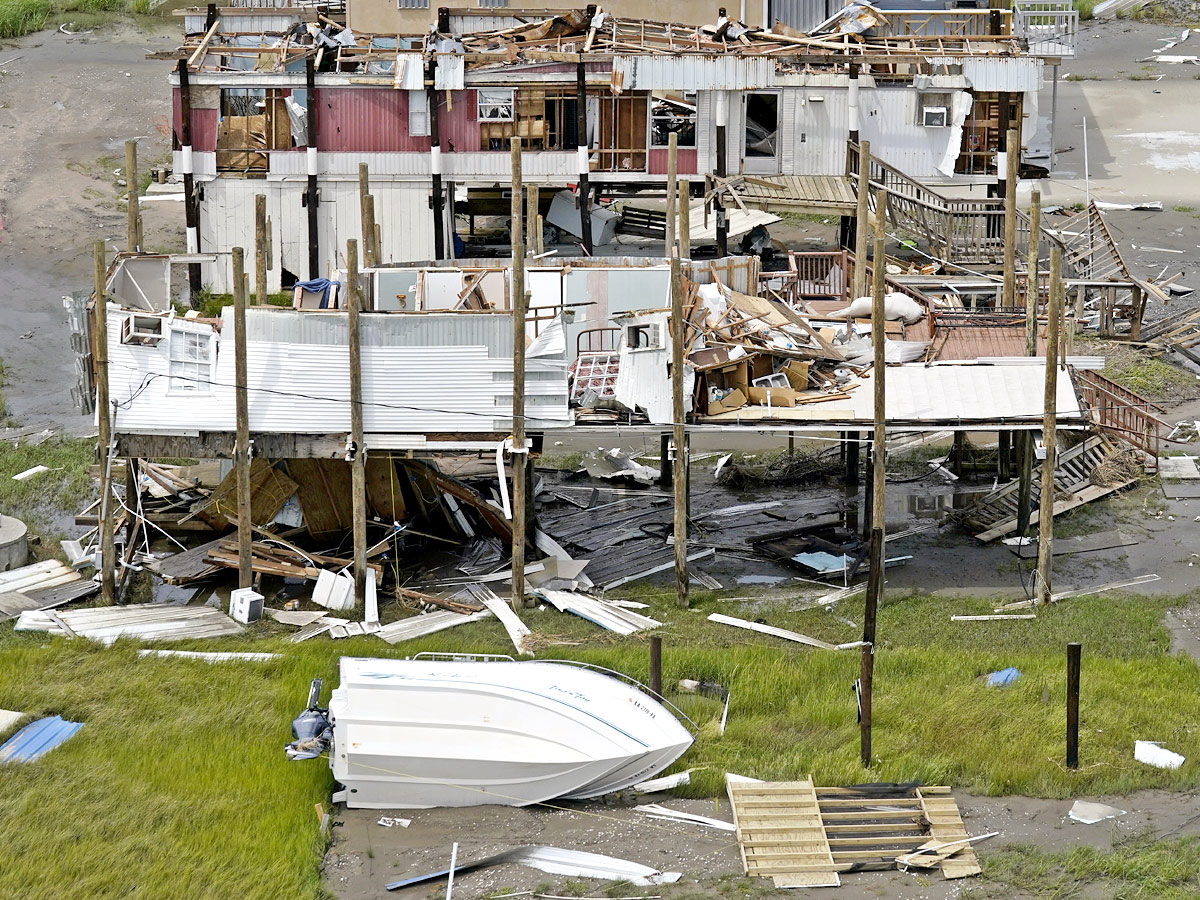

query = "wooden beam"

[
  {"left": 232, "top": 246, "right": 252, "bottom": 589},
  {"left": 671, "top": 251, "right": 688, "bottom": 609},
  {"left": 1037, "top": 246, "right": 1063, "bottom": 604},
  {"left": 510, "top": 137, "right": 529, "bottom": 610},
  {"left": 94, "top": 242, "right": 116, "bottom": 606},
  {"left": 347, "top": 238, "right": 367, "bottom": 605}
]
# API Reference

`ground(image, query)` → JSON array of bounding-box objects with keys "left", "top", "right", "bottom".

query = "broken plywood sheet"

[
  {"left": 195, "top": 458, "right": 297, "bottom": 530},
  {"left": 286, "top": 458, "right": 354, "bottom": 537},
  {"left": 727, "top": 776, "right": 839, "bottom": 888},
  {"left": 917, "top": 787, "right": 981, "bottom": 878}
]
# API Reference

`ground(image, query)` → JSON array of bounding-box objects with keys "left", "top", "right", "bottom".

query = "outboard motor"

[{"left": 285, "top": 678, "right": 332, "bottom": 761}]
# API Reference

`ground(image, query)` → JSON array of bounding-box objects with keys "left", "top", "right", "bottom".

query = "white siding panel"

[
  {"left": 926, "top": 57, "right": 1044, "bottom": 92},
  {"left": 612, "top": 56, "right": 774, "bottom": 90},
  {"left": 792, "top": 90, "right": 848, "bottom": 176},
  {"left": 780, "top": 89, "right": 798, "bottom": 175},
  {"left": 696, "top": 91, "right": 713, "bottom": 175},
  {"left": 859, "top": 88, "right": 959, "bottom": 179}
]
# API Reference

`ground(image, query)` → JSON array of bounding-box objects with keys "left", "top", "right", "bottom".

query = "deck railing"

[{"left": 1075, "top": 369, "right": 1166, "bottom": 462}]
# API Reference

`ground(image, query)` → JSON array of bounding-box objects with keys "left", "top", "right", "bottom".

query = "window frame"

[
  {"left": 166, "top": 326, "right": 215, "bottom": 395},
  {"left": 477, "top": 88, "right": 516, "bottom": 123},
  {"left": 649, "top": 92, "right": 698, "bottom": 149}
]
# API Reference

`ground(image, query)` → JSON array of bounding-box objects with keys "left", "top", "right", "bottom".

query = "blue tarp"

[
  {"left": 296, "top": 278, "right": 340, "bottom": 309},
  {"left": 0, "top": 715, "right": 83, "bottom": 763},
  {"left": 986, "top": 667, "right": 1022, "bottom": 688}
]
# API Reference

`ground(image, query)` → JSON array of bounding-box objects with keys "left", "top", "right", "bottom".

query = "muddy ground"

[{"left": 3, "top": 15, "right": 1200, "bottom": 900}]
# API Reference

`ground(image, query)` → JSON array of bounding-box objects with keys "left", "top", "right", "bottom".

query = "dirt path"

[
  {"left": 0, "top": 23, "right": 179, "bottom": 430},
  {"left": 325, "top": 786, "right": 1200, "bottom": 900}
]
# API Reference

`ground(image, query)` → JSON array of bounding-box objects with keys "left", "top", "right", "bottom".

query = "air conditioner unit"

[
  {"left": 922, "top": 106, "right": 948, "bottom": 128},
  {"left": 121, "top": 315, "right": 164, "bottom": 345}
]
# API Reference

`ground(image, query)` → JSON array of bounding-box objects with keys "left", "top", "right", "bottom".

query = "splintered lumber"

[
  {"left": 146, "top": 535, "right": 228, "bottom": 584},
  {"left": 917, "top": 787, "right": 981, "bottom": 878},
  {"left": 191, "top": 458, "right": 297, "bottom": 531},
  {"left": 395, "top": 586, "right": 482, "bottom": 615},
  {"left": 205, "top": 541, "right": 382, "bottom": 581},
  {"left": 708, "top": 613, "right": 864, "bottom": 650}
]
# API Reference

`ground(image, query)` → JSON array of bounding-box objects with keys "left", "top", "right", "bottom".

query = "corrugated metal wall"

[
  {"left": 767, "top": 0, "right": 831, "bottom": 32},
  {"left": 436, "top": 90, "right": 479, "bottom": 153},
  {"left": 172, "top": 90, "right": 218, "bottom": 151},
  {"left": 858, "top": 87, "right": 960, "bottom": 179},
  {"left": 647, "top": 148, "right": 698, "bottom": 175},
  {"left": 612, "top": 56, "right": 775, "bottom": 90},
  {"left": 199, "top": 179, "right": 436, "bottom": 292},
  {"left": 316, "top": 88, "right": 432, "bottom": 152},
  {"left": 108, "top": 309, "right": 569, "bottom": 436}
]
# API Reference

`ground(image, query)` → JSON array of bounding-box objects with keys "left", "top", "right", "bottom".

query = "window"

[
  {"left": 477, "top": 89, "right": 515, "bottom": 122},
  {"left": 168, "top": 329, "right": 212, "bottom": 393},
  {"left": 409, "top": 90, "right": 430, "bottom": 137},
  {"left": 221, "top": 88, "right": 264, "bottom": 118},
  {"left": 396, "top": 0, "right": 430, "bottom": 7},
  {"left": 650, "top": 92, "right": 697, "bottom": 147},
  {"left": 625, "top": 323, "right": 663, "bottom": 350},
  {"left": 918, "top": 92, "right": 952, "bottom": 127}
]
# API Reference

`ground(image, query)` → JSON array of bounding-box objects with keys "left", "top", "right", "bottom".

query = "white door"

[{"left": 743, "top": 91, "right": 781, "bottom": 175}]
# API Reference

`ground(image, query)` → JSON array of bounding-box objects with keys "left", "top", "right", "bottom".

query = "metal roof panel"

[{"left": 0, "top": 716, "right": 83, "bottom": 763}]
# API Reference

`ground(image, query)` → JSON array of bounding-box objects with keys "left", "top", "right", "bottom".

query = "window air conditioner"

[{"left": 922, "top": 106, "right": 948, "bottom": 128}]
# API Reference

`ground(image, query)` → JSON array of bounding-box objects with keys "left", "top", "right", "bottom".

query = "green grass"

[
  {"left": 0, "top": 437, "right": 94, "bottom": 539},
  {"left": 966, "top": 834, "right": 1200, "bottom": 899},
  {"left": 1103, "top": 350, "right": 1197, "bottom": 404},
  {"left": 1074, "top": 0, "right": 1096, "bottom": 19},
  {"left": 188, "top": 290, "right": 293, "bottom": 318},
  {"left": 2, "top": 585, "right": 1199, "bottom": 898},
  {"left": 0, "top": 0, "right": 49, "bottom": 38}
]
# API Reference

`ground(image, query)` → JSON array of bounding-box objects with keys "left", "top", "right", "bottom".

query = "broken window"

[
  {"left": 477, "top": 89, "right": 515, "bottom": 122},
  {"left": 743, "top": 92, "right": 779, "bottom": 159},
  {"left": 168, "top": 329, "right": 213, "bottom": 393},
  {"left": 918, "top": 92, "right": 952, "bottom": 127},
  {"left": 650, "top": 92, "right": 697, "bottom": 147},
  {"left": 625, "top": 323, "right": 663, "bottom": 350}
]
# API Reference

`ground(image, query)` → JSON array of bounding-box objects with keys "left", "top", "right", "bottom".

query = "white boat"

[{"left": 326, "top": 656, "right": 694, "bottom": 809}]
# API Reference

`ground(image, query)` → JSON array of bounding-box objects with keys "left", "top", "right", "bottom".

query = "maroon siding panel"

[
  {"left": 648, "top": 148, "right": 698, "bottom": 175},
  {"left": 436, "top": 90, "right": 479, "bottom": 153},
  {"left": 315, "top": 88, "right": 431, "bottom": 152},
  {"left": 171, "top": 89, "right": 218, "bottom": 152}
]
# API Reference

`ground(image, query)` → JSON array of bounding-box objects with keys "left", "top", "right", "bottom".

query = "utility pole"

[
  {"left": 94, "top": 241, "right": 115, "bottom": 606},
  {"left": 305, "top": 56, "right": 320, "bottom": 280},
  {"left": 359, "top": 164, "right": 376, "bottom": 270},
  {"left": 255, "top": 194, "right": 268, "bottom": 305},
  {"left": 575, "top": 58, "right": 593, "bottom": 253},
  {"left": 1037, "top": 246, "right": 1063, "bottom": 604},
  {"left": 1016, "top": 190, "right": 1041, "bottom": 536},
  {"left": 1002, "top": 128, "right": 1019, "bottom": 309},
  {"left": 861, "top": 188, "right": 888, "bottom": 768},
  {"left": 678, "top": 178, "right": 691, "bottom": 259},
  {"left": 853, "top": 140, "right": 871, "bottom": 299},
  {"left": 347, "top": 239, "right": 367, "bottom": 604},
  {"left": 671, "top": 251, "right": 688, "bottom": 609},
  {"left": 510, "top": 137, "right": 529, "bottom": 610},
  {"left": 232, "top": 247, "right": 252, "bottom": 589},
  {"left": 125, "top": 139, "right": 141, "bottom": 252}
]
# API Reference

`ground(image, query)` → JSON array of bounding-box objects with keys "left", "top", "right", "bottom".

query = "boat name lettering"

[{"left": 548, "top": 684, "right": 589, "bottom": 702}]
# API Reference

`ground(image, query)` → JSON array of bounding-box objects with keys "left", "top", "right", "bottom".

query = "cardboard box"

[
  {"left": 708, "top": 388, "right": 747, "bottom": 414},
  {"left": 781, "top": 360, "right": 811, "bottom": 390},
  {"left": 703, "top": 359, "right": 750, "bottom": 414}
]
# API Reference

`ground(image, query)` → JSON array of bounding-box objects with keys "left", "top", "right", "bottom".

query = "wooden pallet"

[{"left": 727, "top": 779, "right": 980, "bottom": 887}]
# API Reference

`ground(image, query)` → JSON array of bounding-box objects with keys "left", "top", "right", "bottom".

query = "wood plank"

[
  {"left": 917, "top": 788, "right": 981, "bottom": 879},
  {"left": 729, "top": 776, "right": 838, "bottom": 887}
]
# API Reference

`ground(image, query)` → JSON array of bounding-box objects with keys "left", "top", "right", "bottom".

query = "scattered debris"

[
  {"left": 15, "top": 603, "right": 244, "bottom": 644},
  {"left": 634, "top": 803, "right": 735, "bottom": 831},
  {"left": 375, "top": 609, "right": 492, "bottom": 645},
  {"left": 1134, "top": 740, "right": 1186, "bottom": 770},
  {"left": 136, "top": 650, "right": 280, "bottom": 662},
  {"left": 708, "top": 612, "right": 865, "bottom": 650},
  {"left": 633, "top": 770, "right": 693, "bottom": 793},
  {"left": 377, "top": 816, "right": 411, "bottom": 828},
  {"left": 1068, "top": 800, "right": 1126, "bottom": 824},
  {"left": 536, "top": 589, "right": 661, "bottom": 635},
  {"left": 581, "top": 449, "right": 658, "bottom": 486},
  {"left": 11, "top": 465, "right": 50, "bottom": 481},
  {"left": 385, "top": 846, "right": 683, "bottom": 891},
  {"left": 0, "top": 715, "right": 84, "bottom": 763},
  {"left": 985, "top": 667, "right": 1022, "bottom": 687}
]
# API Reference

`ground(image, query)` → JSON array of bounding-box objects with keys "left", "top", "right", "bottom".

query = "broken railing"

[{"left": 1075, "top": 369, "right": 1166, "bottom": 463}]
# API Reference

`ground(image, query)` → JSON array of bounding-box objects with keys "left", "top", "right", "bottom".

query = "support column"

[
  {"left": 846, "top": 429, "right": 860, "bottom": 485},
  {"left": 428, "top": 65, "right": 446, "bottom": 260},
  {"left": 714, "top": 92, "right": 728, "bottom": 257},
  {"left": 347, "top": 239, "right": 367, "bottom": 604},
  {"left": 853, "top": 140, "right": 871, "bottom": 300},
  {"left": 94, "top": 242, "right": 115, "bottom": 606},
  {"left": 678, "top": 178, "right": 690, "bottom": 259},
  {"left": 125, "top": 140, "right": 141, "bottom": 252},
  {"left": 358, "top": 164, "right": 376, "bottom": 270},
  {"left": 671, "top": 251, "right": 688, "bottom": 609},
  {"left": 305, "top": 57, "right": 320, "bottom": 280},
  {"left": 1026, "top": 189, "right": 1042, "bottom": 354},
  {"left": 255, "top": 194, "right": 267, "bottom": 304},
  {"left": 665, "top": 132, "right": 677, "bottom": 252},
  {"left": 998, "top": 431, "right": 1011, "bottom": 481},
  {"left": 232, "top": 247, "right": 252, "bottom": 590},
  {"left": 659, "top": 432, "right": 673, "bottom": 486},
  {"left": 177, "top": 59, "right": 202, "bottom": 299},
  {"left": 847, "top": 62, "right": 861, "bottom": 145},
  {"left": 1050, "top": 64, "right": 1059, "bottom": 172},
  {"left": 575, "top": 59, "right": 593, "bottom": 253},
  {"left": 510, "top": 138, "right": 529, "bottom": 610},
  {"left": 1002, "top": 128, "right": 1019, "bottom": 309},
  {"left": 1037, "top": 247, "right": 1064, "bottom": 604}
]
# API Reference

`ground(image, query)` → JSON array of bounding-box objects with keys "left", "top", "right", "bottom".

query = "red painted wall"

[
  {"left": 648, "top": 147, "right": 698, "bottom": 175},
  {"left": 315, "top": 88, "right": 431, "bottom": 152},
  {"left": 171, "top": 89, "right": 218, "bottom": 152},
  {"left": 435, "top": 90, "right": 479, "bottom": 153}
]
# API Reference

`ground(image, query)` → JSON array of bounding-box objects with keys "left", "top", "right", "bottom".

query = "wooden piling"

[
  {"left": 1002, "top": 129, "right": 1019, "bottom": 309},
  {"left": 665, "top": 132, "right": 677, "bottom": 252},
  {"left": 177, "top": 59, "right": 202, "bottom": 298},
  {"left": 671, "top": 252, "right": 688, "bottom": 609},
  {"left": 575, "top": 59, "right": 592, "bottom": 253},
  {"left": 678, "top": 178, "right": 691, "bottom": 259},
  {"left": 853, "top": 140, "right": 870, "bottom": 300},
  {"left": 649, "top": 635, "right": 663, "bottom": 699},
  {"left": 860, "top": 526, "right": 882, "bottom": 767},
  {"left": 232, "top": 247, "right": 252, "bottom": 590},
  {"left": 94, "top": 241, "right": 115, "bottom": 606},
  {"left": 358, "top": 164, "right": 375, "bottom": 269},
  {"left": 526, "top": 184, "right": 541, "bottom": 255},
  {"left": 255, "top": 194, "right": 267, "bottom": 305},
  {"left": 1037, "top": 246, "right": 1063, "bottom": 603},
  {"left": 1026, "top": 189, "right": 1041, "bottom": 356},
  {"left": 347, "top": 239, "right": 367, "bottom": 605},
  {"left": 305, "top": 56, "right": 319, "bottom": 280},
  {"left": 1066, "top": 642, "right": 1081, "bottom": 769},
  {"left": 125, "top": 140, "right": 141, "bottom": 252},
  {"left": 510, "top": 138, "right": 529, "bottom": 611}
]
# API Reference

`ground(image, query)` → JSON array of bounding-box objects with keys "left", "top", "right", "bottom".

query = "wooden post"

[
  {"left": 860, "top": 526, "right": 882, "bottom": 767},
  {"left": 678, "top": 179, "right": 691, "bottom": 259},
  {"left": 575, "top": 59, "right": 593, "bottom": 253},
  {"left": 526, "top": 184, "right": 540, "bottom": 255},
  {"left": 1037, "top": 246, "right": 1063, "bottom": 604},
  {"left": 428, "top": 66, "right": 446, "bottom": 260},
  {"left": 94, "top": 241, "right": 116, "bottom": 606},
  {"left": 255, "top": 194, "right": 268, "bottom": 305},
  {"left": 1002, "top": 128, "right": 1019, "bottom": 309},
  {"left": 649, "top": 635, "right": 663, "bottom": 699},
  {"left": 510, "top": 138, "right": 529, "bottom": 611},
  {"left": 347, "top": 239, "right": 367, "bottom": 605},
  {"left": 1017, "top": 432, "right": 1034, "bottom": 537},
  {"left": 998, "top": 431, "right": 1010, "bottom": 481},
  {"left": 305, "top": 56, "right": 320, "bottom": 280},
  {"left": 714, "top": 92, "right": 728, "bottom": 256},
  {"left": 853, "top": 140, "right": 871, "bottom": 300},
  {"left": 1025, "top": 189, "right": 1041, "bottom": 355},
  {"left": 665, "top": 132, "right": 677, "bottom": 253},
  {"left": 232, "top": 247, "right": 252, "bottom": 590},
  {"left": 671, "top": 252, "right": 688, "bottom": 610},
  {"left": 659, "top": 432, "right": 673, "bottom": 486},
  {"left": 846, "top": 430, "right": 860, "bottom": 485},
  {"left": 1066, "top": 642, "right": 1081, "bottom": 769},
  {"left": 177, "top": 60, "right": 202, "bottom": 298},
  {"left": 125, "top": 139, "right": 141, "bottom": 252},
  {"left": 358, "top": 164, "right": 376, "bottom": 269}
]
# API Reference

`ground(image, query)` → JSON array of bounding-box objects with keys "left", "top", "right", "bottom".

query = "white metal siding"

[
  {"left": 696, "top": 91, "right": 713, "bottom": 174},
  {"left": 926, "top": 56, "right": 1044, "bottom": 92},
  {"left": 858, "top": 87, "right": 955, "bottom": 179},
  {"left": 791, "top": 89, "right": 848, "bottom": 176},
  {"left": 612, "top": 56, "right": 775, "bottom": 91},
  {"left": 780, "top": 90, "right": 798, "bottom": 175}
]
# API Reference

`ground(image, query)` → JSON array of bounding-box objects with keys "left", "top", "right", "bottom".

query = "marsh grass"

[
  {"left": 0, "top": 437, "right": 95, "bottom": 537},
  {"left": 1, "top": 586, "right": 1199, "bottom": 899}
]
